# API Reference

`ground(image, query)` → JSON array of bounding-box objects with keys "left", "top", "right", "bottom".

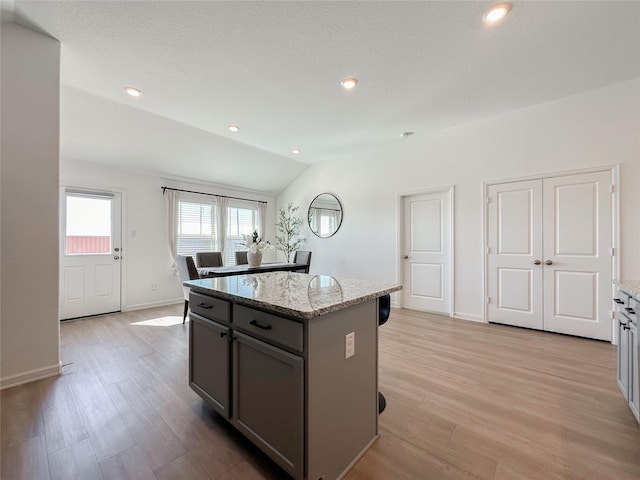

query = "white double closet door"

[{"left": 487, "top": 170, "right": 613, "bottom": 341}]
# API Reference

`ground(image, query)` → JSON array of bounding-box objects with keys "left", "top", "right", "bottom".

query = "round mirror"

[{"left": 308, "top": 193, "right": 343, "bottom": 238}]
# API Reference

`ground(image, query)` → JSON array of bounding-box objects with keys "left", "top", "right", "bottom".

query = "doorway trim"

[
  {"left": 397, "top": 185, "right": 455, "bottom": 317},
  {"left": 482, "top": 164, "right": 619, "bottom": 341}
]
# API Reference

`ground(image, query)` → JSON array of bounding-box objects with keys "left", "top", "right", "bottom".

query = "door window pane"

[{"left": 66, "top": 195, "right": 112, "bottom": 254}]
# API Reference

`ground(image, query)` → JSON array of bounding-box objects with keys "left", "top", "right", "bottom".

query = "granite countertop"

[
  {"left": 615, "top": 280, "right": 640, "bottom": 298},
  {"left": 184, "top": 271, "right": 402, "bottom": 320}
]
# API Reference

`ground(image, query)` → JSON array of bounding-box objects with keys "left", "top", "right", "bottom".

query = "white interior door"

[
  {"left": 402, "top": 189, "right": 452, "bottom": 314},
  {"left": 60, "top": 190, "right": 122, "bottom": 320},
  {"left": 487, "top": 170, "right": 613, "bottom": 341},
  {"left": 487, "top": 180, "right": 544, "bottom": 329},
  {"left": 542, "top": 171, "right": 612, "bottom": 340}
]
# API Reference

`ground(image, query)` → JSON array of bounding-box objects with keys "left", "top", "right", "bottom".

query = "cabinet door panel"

[
  {"left": 629, "top": 320, "right": 639, "bottom": 421},
  {"left": 617, "top": 312, "right": 630, "bottom": 400},
  {"left": 189, "top": 313, "right": 230, "bottom": 418},
  {"left": 232, "top": 331, "right": 303, "bottom": 479}
]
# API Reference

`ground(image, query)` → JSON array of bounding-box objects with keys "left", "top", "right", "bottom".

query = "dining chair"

[
  {"left": 176, "top": 255, "right": 200, "bottom": 324},
  {"left": 235, "top": 251, "right": 248, "bottom": 265},
  {"left": 196, "top": 251, "right": 223, "bottom": 268},
  {"left": 293, "top": 250, "right": 312, "bottom": 273}
]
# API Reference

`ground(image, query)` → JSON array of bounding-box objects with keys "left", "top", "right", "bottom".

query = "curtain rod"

[{"left": 161, "top": 186, "right": 268, "bottom": 204}]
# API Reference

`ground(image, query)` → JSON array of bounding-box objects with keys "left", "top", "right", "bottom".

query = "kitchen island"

[{"left": 184, "top": 271, "right": 401, "bottom": 480}]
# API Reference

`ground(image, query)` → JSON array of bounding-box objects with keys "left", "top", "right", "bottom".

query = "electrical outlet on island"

[{"left": 345, "top": 332, "right": 355, "bottom": 359}]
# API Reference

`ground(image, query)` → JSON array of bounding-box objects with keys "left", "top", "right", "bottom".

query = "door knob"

[
  {"left": 114, "top": 255, "right": 120, "bottom": 260},
  {"left": 114, "top": 247, "right": 120, "bottom": 252},
  {"left": 545, "top": 260, "right": 553, "bottom": 265},
  {"left": 403, "top": 255, "right": 409, "bottom": 259},
  {"left": 534, "top": 260, "right": 541, "bottom": 265}
]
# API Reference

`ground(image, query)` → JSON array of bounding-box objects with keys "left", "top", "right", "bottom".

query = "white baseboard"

[
  {"left": 1, "top": 362, "right": 62, "bottom": 390},
  {"left": 124, "top": 298, "right": 183, "bottom": 312},
  {"left": 453, "top": 312, "right": 485, "bottom": 323}
]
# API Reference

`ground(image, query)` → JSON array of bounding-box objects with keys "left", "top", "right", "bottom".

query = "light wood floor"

[{"left": 2, "top": 305, "right": 639, "bottom": 479}]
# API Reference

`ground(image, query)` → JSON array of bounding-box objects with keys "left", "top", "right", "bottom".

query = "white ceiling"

[{"left": 10, "top": 1, "right": 640, "bottom": 195}]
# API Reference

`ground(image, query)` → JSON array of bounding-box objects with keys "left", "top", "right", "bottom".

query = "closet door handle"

[
  {"left": 545, "top": 260, "right": 553, "bottom": 265},
  {"left": 533, "top": 260, "right": 541, "bottom": 265}
]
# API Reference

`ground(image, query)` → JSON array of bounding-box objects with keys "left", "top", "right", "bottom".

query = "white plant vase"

[{"left": 247, "top": 250, "right": 263, "bottom": 267}]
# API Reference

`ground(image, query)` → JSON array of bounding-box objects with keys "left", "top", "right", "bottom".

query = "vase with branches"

[{"left": 275, "top": 203, "right": 305, "bottom": 262}]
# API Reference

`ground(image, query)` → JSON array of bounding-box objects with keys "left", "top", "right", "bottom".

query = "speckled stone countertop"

[
  {"left": 185, "top": 271, "right": 402, "bottom": 320},
  {"left": 615, "top": 280, "right": 640, "bottom": 299}
]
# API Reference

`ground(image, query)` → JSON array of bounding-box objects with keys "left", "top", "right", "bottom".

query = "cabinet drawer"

[
  {"left": 190, "top": 292, "right": 230, "bottom": 324},
  {"left": 234, "top": 304, "right": 303, "bottom": 352},
  {"left": 628, "top": 297, "right": 639, "bottom": 322},
  {"left": 618, "top": 309, "right": 632, "bottom": 326},
  {"left": 615, "top": 290, "right": 631, "bottom": 307}
]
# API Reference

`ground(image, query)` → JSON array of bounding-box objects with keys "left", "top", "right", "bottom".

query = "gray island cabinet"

[{"left": 184, "top": 272, "right": 401, "bottom": 480}]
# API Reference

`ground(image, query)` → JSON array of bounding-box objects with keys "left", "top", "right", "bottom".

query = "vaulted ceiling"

[{"left": 9, "top": 1, "right": 640, "bottom": 194}]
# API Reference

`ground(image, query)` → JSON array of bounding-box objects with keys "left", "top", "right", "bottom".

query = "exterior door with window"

[{"left": 60, "top": 190, "right": 122, "bottom": 320}]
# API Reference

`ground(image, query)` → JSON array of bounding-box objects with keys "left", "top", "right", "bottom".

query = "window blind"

[
  {"left": 177, "top": 200, "right": 218, "bottom": 258},
  {"left": 170, "top": 190, "right": 261, "bottom": 265},
  {"left": 224, "top": 206, "right": 258, "bottom": 265}
]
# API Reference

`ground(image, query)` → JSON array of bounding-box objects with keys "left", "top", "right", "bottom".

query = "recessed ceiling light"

[
  {"left": 482, "top": 2, "right": 512, "bottom": 24},
  {"left": 340, "top": 77, "right": 358, "bottom": 89},
  {"left": 228, "top": 124, "right": 240, "bottom": 132},
  {"left": 291, "top": 148, "right": 302, "bottom": 154},
  {"left": 124, "top": 86, "right": 142, "bottom": 97}
]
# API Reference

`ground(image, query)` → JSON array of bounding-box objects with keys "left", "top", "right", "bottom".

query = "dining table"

[{"left": 197, "top": 262, "right": 302, "bottom": 278}]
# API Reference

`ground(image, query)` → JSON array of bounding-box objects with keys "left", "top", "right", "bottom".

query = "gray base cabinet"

[
  {"left": 615, "top": 286, "right": 640, "bottom": 423},
  {"left": 617, "top": 310, "right": 630, "bottom": 399},
  {"left": 188, "top": 290, "right": 379, "bottom": 480},
  {"left": 233, "top": 331, "right": 304, "bottom": 479},
  {"left": 629, "top": 319, "right": 639, "bottom": 420},
  {"left": 189, "top": 313, "right": 230, "bottom": 418}
]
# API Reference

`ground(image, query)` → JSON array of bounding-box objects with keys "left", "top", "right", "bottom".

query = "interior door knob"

[
  {"left": 114, "top": 255, "right": 120, "bottom": 260},
  {"left": 534, "top": 260, "right": 541, "bottom": 265},
  {"left": 545, "top": 260, "right": 553, "bottom": 265},
  {"left": 403, "top": 255, "right": 409, "bottom": 259}
]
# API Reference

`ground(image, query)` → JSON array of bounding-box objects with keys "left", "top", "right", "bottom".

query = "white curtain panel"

[
  {"left": 257, "top": 201, "right": 267, "bottom": 239},
  {"left": 166, "top": 189, "right": 179, "bottom": 273},
  {"left": 216, "top": 196, "right": 229, "bottom": 258}
]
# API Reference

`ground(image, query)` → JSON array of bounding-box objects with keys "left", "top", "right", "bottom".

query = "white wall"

[
  {"left": 60, "top": 158, "right": 278, "bottom": 310},
  {"left": 277, "top": 79, "right": 640, "bottom": 321},
  {"left": 1, "top": 23, "right": 61, "bottom": 388}
]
